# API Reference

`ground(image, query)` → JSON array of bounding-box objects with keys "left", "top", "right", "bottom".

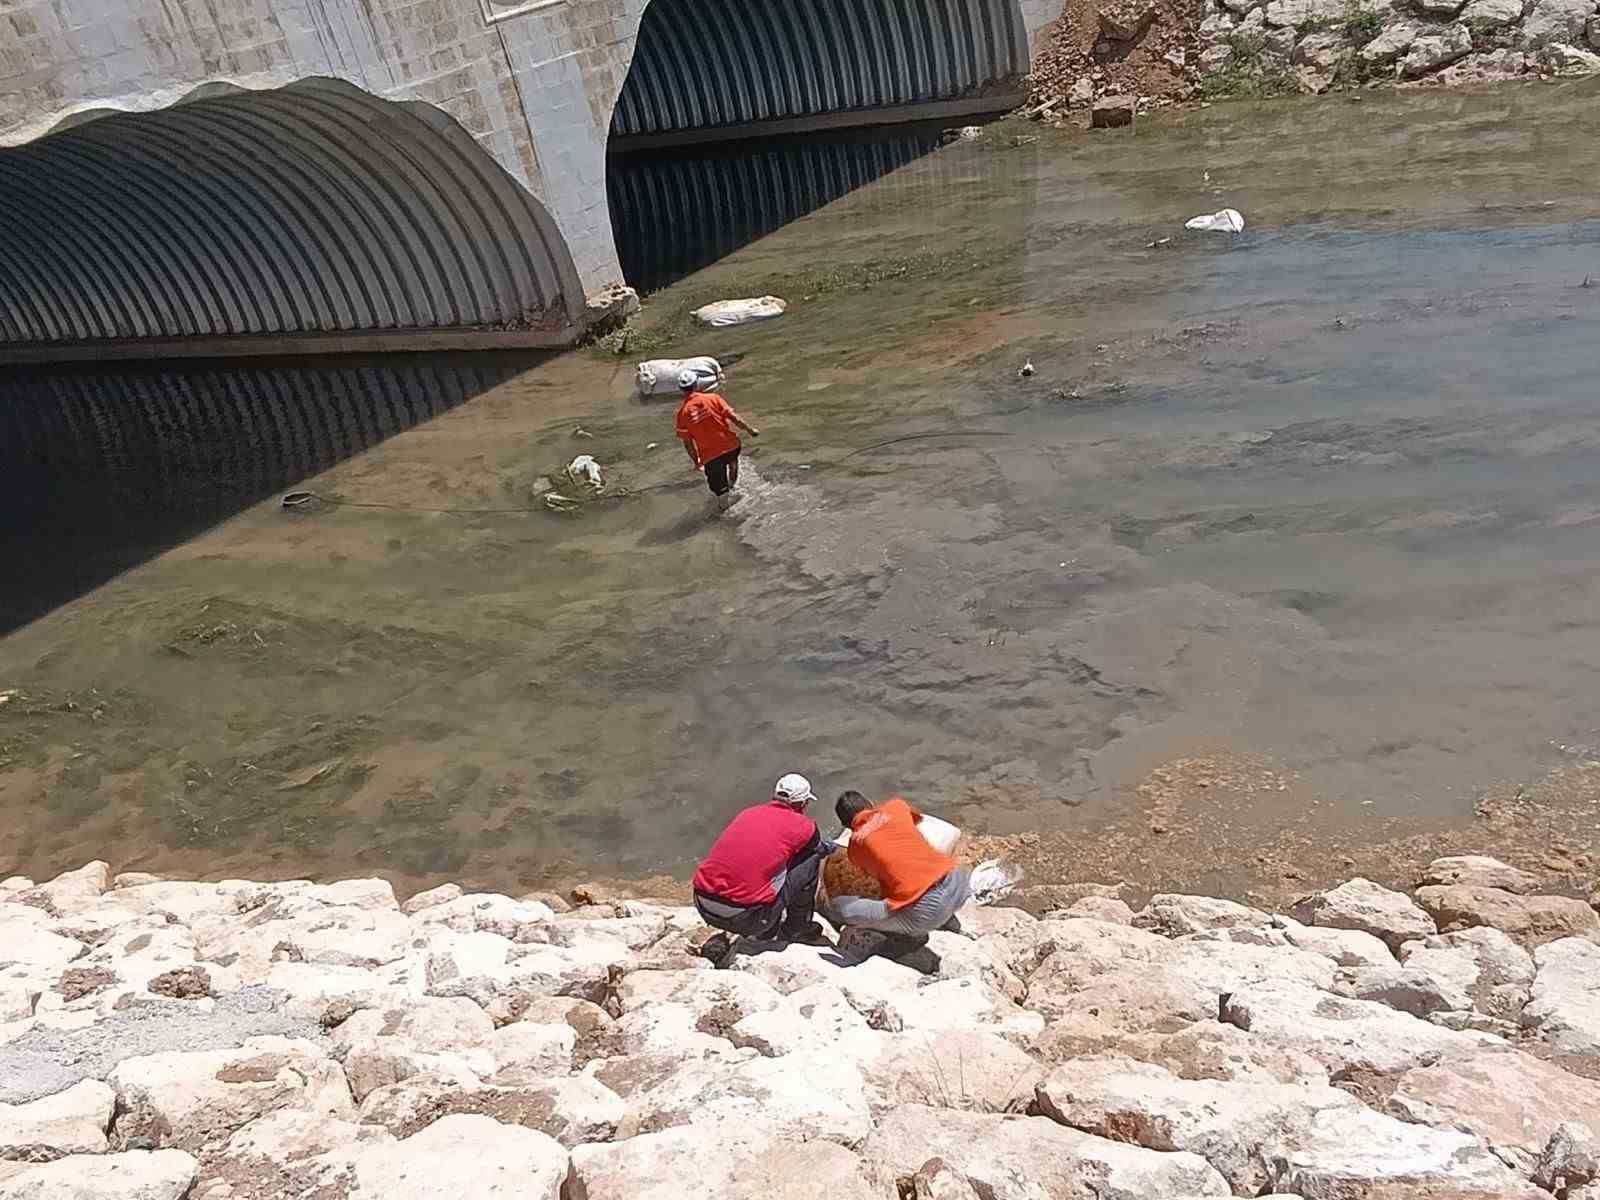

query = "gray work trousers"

[{"left": 825, "top": 867, "right": 972, "bottom": 936}]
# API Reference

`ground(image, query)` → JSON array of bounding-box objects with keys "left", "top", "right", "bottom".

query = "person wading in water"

[{"left": 675, "top": 368, "right": 760, "bottom": 509}]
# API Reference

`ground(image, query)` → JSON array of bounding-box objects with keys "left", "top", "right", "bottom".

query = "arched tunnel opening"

[{"left": 605, "top": 0, "right": 1030, "bottom": 293}]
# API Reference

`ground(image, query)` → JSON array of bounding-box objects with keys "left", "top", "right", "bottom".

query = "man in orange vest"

[
  {"left": 823, "top": 791, "right": 972, "bottom": 937},
  {"left": 675, "top": 369, "right": 760, "bottom": 507}
]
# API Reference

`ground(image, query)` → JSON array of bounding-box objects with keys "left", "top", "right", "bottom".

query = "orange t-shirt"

[
  {"left": 846, "top": 797, "right": 958, "bottom": 910},
  {"left": 675, "top": 391, "right": 741, "bottom": 466}
]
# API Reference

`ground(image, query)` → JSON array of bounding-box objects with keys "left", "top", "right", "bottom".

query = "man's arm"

[
  {"left": 729, "top": 412, "right": 761, "bottom": 437},
  {"left": 679, "top": 435, "right": 700, "bottom": 467}
]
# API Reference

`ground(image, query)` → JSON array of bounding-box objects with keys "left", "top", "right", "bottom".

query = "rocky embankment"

[{"left": 3, "top": 857, "right": 1600, "bottom": 1198}]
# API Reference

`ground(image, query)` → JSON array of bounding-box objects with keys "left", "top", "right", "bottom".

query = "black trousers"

[
  {"left": 703, "top": 448, "right": 740, "bottom": 496},
  {"left": 694, "top": 845, "right": 822, "bottom": 939}
]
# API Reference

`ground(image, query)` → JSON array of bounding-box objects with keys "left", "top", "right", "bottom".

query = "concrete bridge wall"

[{"left": 0, "top": 0, "right": 1057, "bottom": 352}]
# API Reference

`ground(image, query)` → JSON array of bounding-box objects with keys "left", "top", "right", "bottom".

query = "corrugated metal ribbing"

[
  {"left": 0, "top": 79, "right": 583, "bottom": 348},
  {"left": 609, "top": 133, "right": 942, "bottom": 292},
  {"left": 612, "top": 0, "right": 1028, "bottom": 137}
]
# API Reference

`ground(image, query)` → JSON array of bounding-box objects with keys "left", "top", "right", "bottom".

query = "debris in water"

[
  {"left": 636, "top": 356, "right": 724, "bottom": 396},
  {"left": 543, "top": 493, "right": 581, "bottom": 512},
  {"left": 1185, "top": 208, "right": 1245, "bottom": 233},
  {"left": 1147, "top": 236, "right": 1173, "bottom": 248},
  {"left": 692, "top": 297, "right": 786, "bottom": 327},
  {"left": 567, "top": 455, "right": 603, "bottom": 490},
  {"left": 1018, "top": 360, "right": 1035, "bottom": 378},
  {"left": 571, "top": 426, "right": 593, "bottom": 439},
  {"left": 645, "top": 442, "right": 659, "bottom": 451}
]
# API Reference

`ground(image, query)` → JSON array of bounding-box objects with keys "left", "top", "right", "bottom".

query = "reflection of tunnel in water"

[
  {"left": 0, "top": 359, "right": 529, "bottom": 634},
  {"left": 609, "top": 128, "right": 946, "bottom": 293}
]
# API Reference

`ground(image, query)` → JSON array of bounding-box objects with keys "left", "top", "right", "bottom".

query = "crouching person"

[
  {"left": 691, "top": 773, "right": 831, "bottom": 943},
  {"left": 822, "top": 791, "right": 971, "bottom": 938}
]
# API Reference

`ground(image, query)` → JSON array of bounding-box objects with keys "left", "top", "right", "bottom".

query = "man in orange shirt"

[
  {"left": 822, "top": 791, "right": 972, "bottom": 937},
  {"left": 675, "top": 369, "right": 760, "bottom": 506}
]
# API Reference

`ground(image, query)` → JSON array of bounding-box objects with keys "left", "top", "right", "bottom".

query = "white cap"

[
  {"left": 773, "top": 773, "right": 815, "bottom": 807},
  {"left": 676, "top": 368, "right": 699, "bottom": 391}
]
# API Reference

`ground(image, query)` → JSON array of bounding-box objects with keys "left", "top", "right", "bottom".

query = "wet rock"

[
  {"left": 0, "top": 1149, "right": 197, "bottom": 1199},
  {"left": 1388, "top": 1047, "right": 1600, "bottom": 1166},
  {"left": 1403, "top": 25, "right": 1476, "bottom": 80},
  {"left": 1398, "top": 926, "right": 1534, "bottom": 1019},
  {"left": 1265, "top": 1101, "right": 1549, "bottom": 1197},
  {"left": 1415, "top": 884, "right": 1600, "bottom": 948},
  {"left": 1303, "top": 878, "right": 1437, "bottom": 951},
  {"left": 1520, "top": 0, "right": 1596, "bottom": 44},
  {"left": 1362, "top": 19, "right": 1424, "bottom": 62},
  {"left": 1132, "top": 894, "right": 1268, "bottom": 937},
  {"left": 0, "top": 1080, "right": 114, "bottom": 1155},
  {"left": 1098, "top": 0, "right": 1158, "bottom": 40},
  {"left": 1522, "top": 937, "right": 1600, "bottom": 1060},
  {"left": 344, "top": 1114, "right": 568, "bottom": 1200},
  {"left": 1090, "top": 95, "right": 1135, "bottom": 129},
  {"left": 569, "top": 1122, "right": 887, "bottom": 1200},
  {"left": 1035, "top": 1056, "right": 1357, "bottom": 1194},
  {"left": 1535, "top": 1121, "right": 1599, "bottom": 1194},
  {"left": 1336, "top": 964, "right": 1470, "bottom": 1016},
  {"left": 401, "top": 883, "right": 462, "bottom": 915},
  {"left": 107, "top": 1037, "right": 355, "bottom": 1153},
  {"left": 864, "top": 1104, "right": 1229, "bottom": 1198},
  {"left": 1219, "top": 979, "right": 1499, "bottom": 1074}
]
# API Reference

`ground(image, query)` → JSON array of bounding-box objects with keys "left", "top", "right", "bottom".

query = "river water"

[{"left": 3, "top": 80, "right": 1599, "bottom": 899}]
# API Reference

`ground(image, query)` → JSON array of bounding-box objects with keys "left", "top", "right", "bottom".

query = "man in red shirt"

[
  {"left": 675, "top": 369, "right": 760, "bottom": 506},
  {"left": 822, "top": 791, "right": 972, "bottom": 938},
  {"left": 692, "top": 773, "right": 831, "bottom": 942}
]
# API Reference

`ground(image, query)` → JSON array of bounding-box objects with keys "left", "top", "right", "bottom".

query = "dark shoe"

[{"left": 779, "top": 920, "right": 827, "bottom": 944}]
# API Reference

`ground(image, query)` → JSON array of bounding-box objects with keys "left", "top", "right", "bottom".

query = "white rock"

[
  {"left": 0, "top": 877, "right": 34, "bottom": 895},
  {"left": 569, "top": 1122, "right": 889, "bottom": 1200},
  {"left": 1535, "top": 1121, "right": 1600, "bottom": 1194},
  {"left": 329, "top": 995, "right": 495, "bottom": 1057},
  {"left": 1520, "top": 0, "right": 1594, "bottom": 44},
  {"left": 356, "top": 1072, "right": 624, "bottom": 1147},
  {"left": 849, "top": 1029, "right": 1043, "bottom": 1114},
  {"left": 1337, "top": 964, "right": 1470, "bottom": 1016},
  {"left": 107, "top": 1036, "right": 355, "bottom": 1152},
  {"left": 1399, "top": 925, "right": 1534, "bottom": 1018},
  {"left": 489, "top": 1021, "right": 577, "bottom": 1081},
  {"left": 1219, "top": 979, "right": 1500, "bottom": 1074},
  {"left": 408, "top": 894, "right": 555, "bottom": 940},
  {"left": 1263, "top": 0, "right": 1348, "bottom": 24},
  {"left": 1036, "top": 1056, "right": 1361, "bottom": 1194},
  {"left": 544, "top": 914, "right": 668, "bottom": 953},
  {"left": 1362, "top": 18, "right": 1423, "bottom": 61},
  {"left": 228, "top": 877, "right": 398, "bottom": 914},
  {"left": 344, "top": 1114, "right": 567, "bottom": 1200},
  {"left": 401, "top": 883, "right": 463, "bottom": 915},
  {"left": 1538, "top": 42, "right": 1600, "bottom": 71},
  {"left": 1388, "top": 1046, "right": 1600, "bottom": 1163},
  {"left": 0, "top": 1149, "right": 197, "bottom": 1199},
  {"left": 261, "top": 960, "right": 414, "bottom": 1024},
  {"left": 727, "top": 1008, "right": 830, "bottom": 1058},
  {"left": 1294, "top": 30, "right": 1348, "bottom": 70},
  {"left": 1305, "top": 878, "right": 1437, "bottom": 951},
  {"left": 1522, "top": 937, "right": 1600, "bottom": 1060},
  {"left": 1402, "top": 21, "right": 1474, "bottom": 74},
  {"left": 1274, "top": 918, "right": 1396, "bottom": 968},
  {"left": 863, "top": 1104, "right": 1229, "bottom": 1198},
  {"left": 0, "top": 986, "right": 37, "bottom": 1022},
  {"left": 1415, "top": 0, "right": 1467, "bottom": 14},
  {"left": 1059, "top": 896, "right": 1134, "bottom": 924},
  {"left": 0, "top": 1080, "right": 115, "bottom": 1154},
  {"left": 0, "top": 912, "right": 84, "bottom": 972},
  {"left": 615, "top": 968, "right": 783, "bottom": 1024},
  {"left": 920, "top": 931, "right": 1027, "bottom": 1002},
  {"left": 615, "top": 1052, "right": 873, "bottom": 1145},
  {"left": 904, "top": 977, "right": 1043, "bottom": 1039},
  {"left": 1265, "top": 1101, "right": 1548, "bottom": 1197},
  {"left": 110, "top": 882, "right": 235, "bottom": 926},
  {"left": 1416, "top": 884, "right": 1600, "bottom": 947},
  {"left": 1133, "top": 895, "right": 1268, "bottom": 937},
  {"left": 20, "top": 863, "right": 110, "bottom": 915}
]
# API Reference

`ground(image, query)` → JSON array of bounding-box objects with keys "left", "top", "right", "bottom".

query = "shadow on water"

[
  {"left": 607, "top": 124, "right": 950, "bottom": 293},
  {"left": 0, "top": 356, "right": 540, "bottom": 634}
]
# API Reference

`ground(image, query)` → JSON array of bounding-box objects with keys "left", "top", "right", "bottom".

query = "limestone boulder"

[
  {"left": 1264, "top": 1101, "right": 1549, "bottom": 1197},
  {"left": 1520, "top": 0, "right": 1595, "bottom": 44},
  {"left": 1036, "top": 1056, "right": 1360, "bottom": 1193},
  {"left": 1415, "top": 0, "right": 1467, "bottom": 15},
  {"left": 1059, "top": 896, "right": 1134, "bottom": 924},
  {"left": 197, "top": 1110, "right": 390, "bottom": 1200},
  {"left": 1388, "top": 1046, "right": 1600, "bottom": 1166},
  {"left": 993, "top": 884, "right": 1124, "bottom": 921},
  {"left": 614, "top": 1052, "right": 872, "bottom": 1144},
  {"left": 568, "top": 1122, "right": 893, "bottom": 1200},
  {"left": 358, "top": 1072, "right": 623, "bottom": 1147},
  {"left": 1263, "top": 0, "right": 1348, "bottom": 23},
  {"left": 1034, "top": 1018, "right": 1329, "bottom": 1084},
  {"left": 0, "top": 1150, "right": 197, "bottom": 1199},
  {"left": 543, "top": 914, "right": 669, "bottom": 953},
  {"left": 1535, "top": 1121, "right": 1599, "bottom": 1196},
  {"left": 614, "top": 968, "right": 782, "bottom": 1024},
  {"left": 1275, "top": 918, "right": 1396, "bottom": 968},
  {"left": 1399, "top": 926, "right": 1535, "bottom": 1019},
  {"left": 1132, "top": 895, "right": 1268, "bottom": 937},
  {"left": 0, "top": 910, "right": 84, "bottom": 975},
  {"left": 16, "top": 863, "right": 110, "bottom": 916},
  {"left": 1219, "top": 979, "right": 1500, "bottom": 1074},
  {"left": 863, "top": 1104, "right": 1229, "bottom": 1199},
  {"left": 1336, "top": 964, "right": 1470, "bottom": 1016},
  {"left": 226, "top": 877, "right": 398, "bottom": 915},
  {"left": 401, "top": 883, "right": 462, "bottom": 915},
  {"left": 107, "top": 1037, "right": 355, "bottom": 1153},
  {"left": 488, "top": 1021, "right": 577, "bottom": 1081},
  {"left": 0, "top": 1080, "right": 114, "bottom": 1154},
  {"left": 1522, "top": 937, "right": 1600, "bottom": 1060},
  {"left": 107, "top": 882, "right": 236, "bottom": 926},
  {"left": 1362, "top": 19, "right": 1423, "bottom": 62},
  {"left": 918, "top": 931, "right": 1027, "bottom": 1002},
  {"left": 1401, "top": 22, "right": 1475, "bottom": 74},
  {"left": 847, "top": 1029, "right": 1042, "bottom": 1113},
  {"left": 1098, "top": 0, "right": 1158, "bottom": 39},
  {"left": 408, "top": 893, "right": 555, "bottom": 941},
  {"left": 341, "top": 1114, "right": 568, "bottom": 1200},
  {"left": 1304, "top": 878, "right": 1436, "bottom": 952},
  {"left": 1537, "top": 42, "right": 1600, "bottom": 71},
  {"left": 1416, "top": 884, "right": 1600, "bottom": 948}
]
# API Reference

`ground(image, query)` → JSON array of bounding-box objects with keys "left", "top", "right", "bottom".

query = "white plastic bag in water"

[
  {"left": 636, "top": 356, "right": 724, "bottom": 397},
  {"left": 567, "top": 455, "right": 602, "bottom": 490},
  {"left": 1185, "top": 208, "right": 1245, "bottom": 233},
  {"left": 692, "top": 296, "right": 787, "bottom": 327},
  {"left": 968, "top": 859, "right": 1024, "bottom": 906}
]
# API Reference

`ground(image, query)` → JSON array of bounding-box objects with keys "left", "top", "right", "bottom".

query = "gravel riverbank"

[{"left": 3, "top": 856, "right": 1600, "bottom": 1197}]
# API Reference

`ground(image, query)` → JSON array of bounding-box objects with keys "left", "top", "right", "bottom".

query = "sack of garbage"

[
  {"left": 692, "top": 296, "right": 787, "bottom": 327},
  {"left": 567, "top": 454, "right": 602, "bottom": 490},
  {"left": 1185, "top": 208, "right": 1245, "bottom": 233},
  {"left": 968, "top": 859, "right": 1024, "bottom": 906},
  {"left": 636, "top": 356, "right": 724, "bottom": 397}
]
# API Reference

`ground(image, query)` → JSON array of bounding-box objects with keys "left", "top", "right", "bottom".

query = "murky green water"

[{"left": 4, "top": 80, "right": 1599, "bottom": 897}]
